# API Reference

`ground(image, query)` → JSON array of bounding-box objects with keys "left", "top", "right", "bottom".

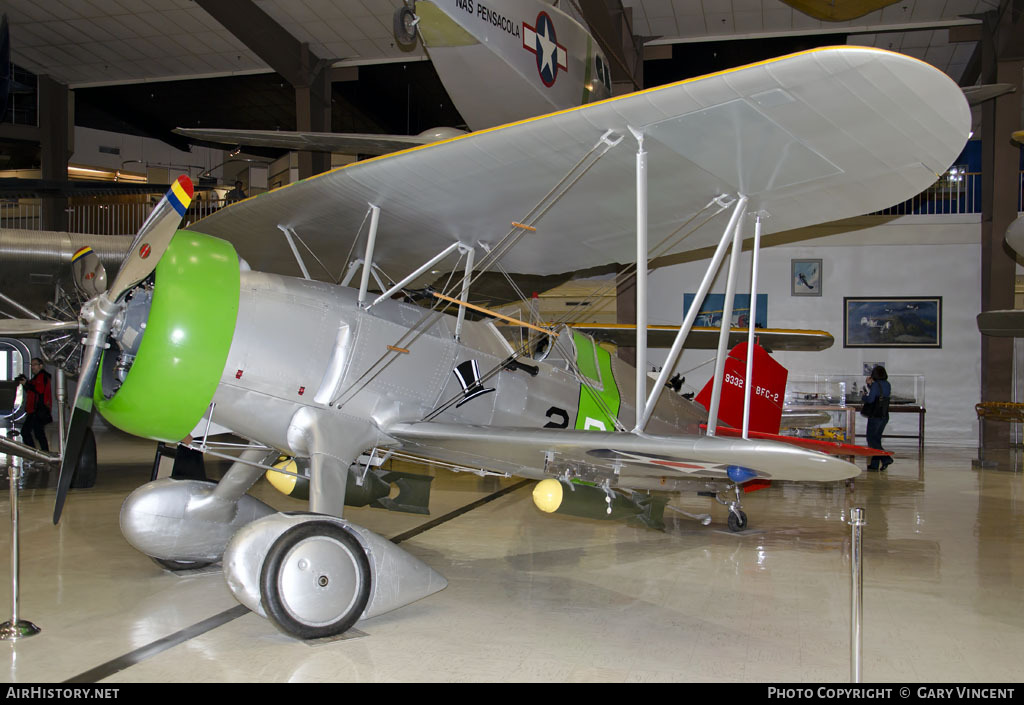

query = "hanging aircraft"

[
  {"left": 0, "top": 47, "right": 969, "bottom": 641},
  {"left": 976, "top": 209, "right": 1024, "bottom": 337},
  {"left": 174, "top": 0, "right": 993, "bottom": 160},
  {"left": 174, "top": 0, "right": 611, "bottom": 155},
  {"left": 974, "top": 124, "right": 1023, "bottom": 335}
]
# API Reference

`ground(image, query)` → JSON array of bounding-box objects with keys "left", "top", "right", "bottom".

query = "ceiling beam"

[
  {"left": 196, "top": 0, "right": 332, "bottom": 176},
  {"left": 195, "top": 0, "right": 318, "bottom": 88}
]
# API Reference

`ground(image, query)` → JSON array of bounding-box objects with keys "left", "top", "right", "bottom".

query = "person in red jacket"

[{"left": 19, "top": 358, "right": 52, "bottom": 452}]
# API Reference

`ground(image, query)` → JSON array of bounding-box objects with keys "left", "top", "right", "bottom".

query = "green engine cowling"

[{"left": 94, "top": 229, "right": 240, "bottom": 443}]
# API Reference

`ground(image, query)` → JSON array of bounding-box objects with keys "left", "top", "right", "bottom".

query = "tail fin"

[{"left": 693, "top": 342, "right": 788, "bottom": 434}]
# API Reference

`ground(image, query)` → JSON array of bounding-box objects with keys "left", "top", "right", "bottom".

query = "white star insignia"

[{"left": 536, "top": 21, "right": 556, "bottom": 76}]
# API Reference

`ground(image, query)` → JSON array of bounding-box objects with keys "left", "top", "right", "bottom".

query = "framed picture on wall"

[
  {"left": 791, "top": 259, "right": 822, "bottom": 296},
  {"left": 843, "top": 297, "right": 942, "bottom": 348},
  {"left": 683, "top": 293, "right": 767, "bottom": 328}
]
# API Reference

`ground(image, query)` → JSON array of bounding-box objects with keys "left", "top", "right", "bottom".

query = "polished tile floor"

[{"left": 0, "top": 431, "right": 1022, "bottom": 683}]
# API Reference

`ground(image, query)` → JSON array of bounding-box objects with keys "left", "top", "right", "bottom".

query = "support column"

[
  {"left": 196, "top": 0, "right": 333, "bottom": 180},
  {"left": 38, "top": 75, "right": 71, "bottom": 232},
  {"left": 979, "top": 6, "right": 1024, "bottom": 448},
  {"left": 295, "top": 43, "right": 331, "bottom": 180}
]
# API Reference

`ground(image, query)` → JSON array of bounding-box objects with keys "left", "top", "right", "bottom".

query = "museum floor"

[{"left": 0, "top": 431, "right": 1021, "bottom": 683}]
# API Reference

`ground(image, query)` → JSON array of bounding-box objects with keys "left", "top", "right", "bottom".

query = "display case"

[
  {"left": 782, "top": 373, "right": 926, "bottom": 447},
  {"left": 784, "top": 373, "right": 925, "bottom": 408}
]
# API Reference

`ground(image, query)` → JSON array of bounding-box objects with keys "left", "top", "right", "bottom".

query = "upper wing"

[
  {"left": 189, "top": 47, "right": 969, "bottom": 283},
  {"left": 571, "top": 324, "right": 834, "bottom": 351},
  {"left": 385, "top": 421, "right": 859, "bottom": 483}
]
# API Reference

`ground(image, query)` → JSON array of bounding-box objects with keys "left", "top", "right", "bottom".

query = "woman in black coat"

[{"left": 861, "top": 365, "right": 892, "bottom": 470}]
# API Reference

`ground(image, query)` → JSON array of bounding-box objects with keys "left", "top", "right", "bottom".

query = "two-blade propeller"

[
  {"left": 51, "top": 175, "right": 194, "bottom": 523},
  {"left": 0, "top": 176, "right": 193, "bottom": 523}
]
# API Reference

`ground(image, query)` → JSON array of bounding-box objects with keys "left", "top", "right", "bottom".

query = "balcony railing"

[
  {"left": 0, "top": 197, "right": 233, "bottom": 235},
  {"left": 1, "top": 171, "right": 1022, "bottom": 236},
  {"left": 871, "top": 170, "right": 1023, "bottom": 217}
]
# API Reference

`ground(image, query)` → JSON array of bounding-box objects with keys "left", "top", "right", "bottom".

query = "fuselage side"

[
  {"left": 210, "top": 271, "right": 704, "bottom": 474},
  {"left": 414, "top": 0, "right": 612, "bottom": 131}
]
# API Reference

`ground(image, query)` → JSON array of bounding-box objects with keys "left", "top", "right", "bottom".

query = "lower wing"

[{"left": 384, "top": 422, "right": 859, "bottom": 485}]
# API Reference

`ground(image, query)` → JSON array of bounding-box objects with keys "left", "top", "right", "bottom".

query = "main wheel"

[
  {"left": 727, "top": 510, "right": 748, "bottom": 532},
  {"left": 394, "top": 6, "right": 418, "bottom": 48},
  {"left": 260, "top": 521, "right": 372, "bottom": 640}
]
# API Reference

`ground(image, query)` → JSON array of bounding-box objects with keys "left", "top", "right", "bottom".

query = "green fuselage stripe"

[{"left": 573, "top": 331, "right": 620, "bottom": 431}]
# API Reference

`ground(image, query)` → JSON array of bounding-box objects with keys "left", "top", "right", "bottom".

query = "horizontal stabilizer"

[
  {"left": 571, "top": 324, "right": 834, "bottom": 352},
  {"left": 705, "top": 424, "right": 891, "bottom": 458}
]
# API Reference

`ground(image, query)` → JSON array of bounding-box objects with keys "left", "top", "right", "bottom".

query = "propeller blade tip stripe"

[
  {"left": 175, "top": 174, "right": 194, "bottom": 197},
  {"left": 71, "top": 246, "right": 93, "bottom": 262},
  {"left": 169, "top": 178, "right": 193, "bottom": 216}
]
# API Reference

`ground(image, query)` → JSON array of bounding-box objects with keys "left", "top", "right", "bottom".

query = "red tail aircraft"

[{"left": 695, "top": 342, "right": 891, "bottom": 472}]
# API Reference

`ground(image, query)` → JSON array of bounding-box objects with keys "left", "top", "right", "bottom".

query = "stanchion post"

[
  {"left": 55, "top": 368, "right": 67, "bottom": 457},
  {"left": 0, "top": 454, "right": 40, "bottom": 640},
  {"left": 850, "top": 506, "right": 866, "bottom": 682}
]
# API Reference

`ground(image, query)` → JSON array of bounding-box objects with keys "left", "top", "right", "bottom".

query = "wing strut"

[
  {"left": 278, "top": 225, "right": 312, "bottom": 280},
  {"left": 638, "top": 195, "right": 747, "bottom": 431},
  {"left": 368, "top": 241, "right": 463, "bottom": 308},
  {"left": 454, "top": 245, "right": 476, "bottom": 341},
  {"left": 357, "top": 204, "right": 381, "bottom": 307},
  {"left": 705, "top": 201, "right": 747, "bottom": 437},
  {"left": 741, "top": 214, "right": 765, "bottom": 438},
  {"left": 629, "top": 126, "right": 648, "bottom": 432}
]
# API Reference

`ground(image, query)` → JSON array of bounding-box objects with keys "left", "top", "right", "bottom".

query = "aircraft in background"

[
  {"left": 175, "top": 0, "right": 611, "bottom": 155},
  {"left": 395, "top": 0, "right": 612, "bottom": 130},
  {"left": 977, "top": 211, "right": 1024, "bottom": 337},
  {"left": 0, "top": 47, "right": 969, "bottom": 641}
]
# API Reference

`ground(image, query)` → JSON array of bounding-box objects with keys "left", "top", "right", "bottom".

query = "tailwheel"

[
  {"left": 727, "top": 509, "right": 748, "bottom": 532},
  {"left": 259, "top": 521, "right": 372, "bottom": 640}
]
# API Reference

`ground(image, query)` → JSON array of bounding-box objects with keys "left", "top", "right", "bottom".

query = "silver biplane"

[{"left": 0, "top": 47, "right": 968, "bottom": 640}]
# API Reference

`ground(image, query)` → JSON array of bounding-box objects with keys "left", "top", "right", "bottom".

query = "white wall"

[{"left": 646, "top": 215, "right": 982, "bottom": 447}]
